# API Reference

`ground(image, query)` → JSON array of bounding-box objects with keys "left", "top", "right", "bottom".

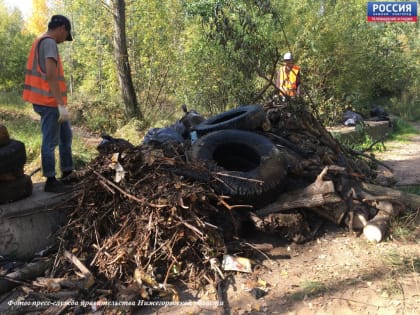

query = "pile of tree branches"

[{"left": 2, "top": 99, "right": 419, "bottom": 314}]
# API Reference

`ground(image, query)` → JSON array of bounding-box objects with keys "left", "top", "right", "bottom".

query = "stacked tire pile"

[
  {"left": 0, "top": 124, "right": 33, "bottom": 204},
  {"left": 189, "top": 105, "right": 287, "bottom": 205}
]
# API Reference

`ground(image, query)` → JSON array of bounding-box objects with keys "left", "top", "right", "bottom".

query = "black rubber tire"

[
  {"left": 189, "top": 129, "right": 287, "bottom": 198},
  {"left": 193, "top": 105, "right": 266, "bottom": 136},
  {"left": 0, "top": 124, "right": 10, "bottom": 147},
  {"left": 0, "top": 140, "right": 26, "bottom": 173},
  {"left": 0, "top": 169, "right": 25, "bottom": 181},
  {"left": 0, "top": 175, "right": 33, "bottom": 204}
]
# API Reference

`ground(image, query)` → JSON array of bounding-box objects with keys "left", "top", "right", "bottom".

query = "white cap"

[{"left": 283, "top": 52, "right": 293, "bottom": 60}]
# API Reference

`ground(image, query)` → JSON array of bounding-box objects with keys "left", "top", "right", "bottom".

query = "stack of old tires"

[
  {"left": 0, "top": 124, "right": 33, "bottom": 204},
  {"left": 189, "top": 105, "right": 287, "bottom": 206}
]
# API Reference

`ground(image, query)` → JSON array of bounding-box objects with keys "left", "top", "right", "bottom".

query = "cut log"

[
  {"left": 363, "top": 210, "right": 391, "bottom": 242},
  {"left": 349, "top": 180, "right": 420, "bottom": 242},
  {"left": 370, "top": 200, "right": 395, "bottom": 214}
]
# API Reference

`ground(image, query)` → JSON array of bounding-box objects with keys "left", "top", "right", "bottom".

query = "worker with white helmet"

[{"left": 276, "top": 52, "right": 301, "bottom": 99}]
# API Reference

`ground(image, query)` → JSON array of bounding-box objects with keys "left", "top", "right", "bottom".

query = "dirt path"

[
  {"left": 375, "top": 122, "right": 420, "bottom": 186},
  {"left": 142, "top": 229, "right": 419, "bottom": 315}
]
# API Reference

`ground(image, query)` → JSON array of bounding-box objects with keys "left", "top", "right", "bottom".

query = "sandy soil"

[
  {"left": 374, "top": 122, "right": 420, "bottom": 186},
  {"left": 135, "top": 230, "right": 419, "bottom": 315}
]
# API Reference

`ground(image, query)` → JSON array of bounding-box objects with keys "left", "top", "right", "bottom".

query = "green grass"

[
  {"left": 398, "top": 185, "right": 420, "bottom": 195},
  {"left": 380, "top": 251, "right": 420, "bottom": 297},
  {"left": 1, "top": 98, "right": 98, "bottom": 177},
  {"left": 335, "top": 133, "right": 386, "bottom": 153},
  {"left": 384, "top": 251, "right": 420, "bottom": 272},
  {"left": 388, "top": 186, "right": 420, "bottom": 242},
  {"left": 0, "top": 91, "right": 27, "bottom": 107},
  {"left": 388, "top": 118, "right": 419, "bottom": 142},
  {"left": 289, "top": 280, "right": 329, "bottom": 301},
  {"left": 334, "top": 118, "right": 420, "bottom": 154},
  {"left": 1, "top": 109, "right": 41, "bottom": 161},
  {"left": 390, "top": 207, "right": 420, "bottom": 242}
]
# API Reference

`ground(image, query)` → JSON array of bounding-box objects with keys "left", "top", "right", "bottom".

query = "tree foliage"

[
  {"left": 180, "top": 0, "right": 286, "bottom": 112},
  {"left": 0, "top": 1, "right": 35, "bottom": 91},
  {"left": 289, "top": 0, "right": 419, "bottom": 122},
  {"left": 1, "top": 0, "right": 419, "bottom": 127},
  {"left": 25, "top": 0, "right": 50, "bottom": 35}
]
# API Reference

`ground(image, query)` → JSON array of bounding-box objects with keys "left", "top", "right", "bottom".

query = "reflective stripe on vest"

[
  {"left": 277, "top": 65, "right": 300, "bottom": 97},
  {"left": 22, "top": 35, "right": 67, "bottom": 107}
]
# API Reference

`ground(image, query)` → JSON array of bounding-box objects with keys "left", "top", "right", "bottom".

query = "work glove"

[{"left": 58, "top": 105, "right": 69, "bottom": 123}]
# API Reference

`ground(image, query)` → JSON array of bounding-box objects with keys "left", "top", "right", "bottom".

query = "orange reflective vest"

[
  {"left": 22, "top": 35, "right": 67, "bottom": 107},
  {"left": 276, "top": 65, "right": 300, "bottom": 97}
]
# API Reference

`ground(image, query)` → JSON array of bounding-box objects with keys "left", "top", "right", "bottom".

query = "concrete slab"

[
  {"left": 327, "top": 120, "right": 394, "bottom": 143},
  {"left": 0, "top": 182, "right": 73, "bottom": 260}
]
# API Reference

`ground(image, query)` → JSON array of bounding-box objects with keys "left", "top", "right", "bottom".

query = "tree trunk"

[
  {"left": 256, "top": 174, "right": 341, "bottom": 217},
  {"left": 352, "top": 180, "right": 420, "bottom": 209},
  {"left": 112, "top": 0, "right": 143, "bottom": 120}
]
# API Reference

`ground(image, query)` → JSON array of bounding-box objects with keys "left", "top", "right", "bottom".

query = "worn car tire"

[
  {"left": 193, "top": 105, "right": 266, "bottom": 136},
  {"left": 0, "top": 175, "right": 33, "bottom": 204},
  {"left": 0, "top": 169, "right": 25, "bottom": 181},
  {"left": 0, "top": 124, "right": 10, "bottom": 147},
  {"left": 189, "top": 129, "right": 287, "bottom": 199},
  {"left": 0, "top": 140, "right": 26, "bottom": 173}
]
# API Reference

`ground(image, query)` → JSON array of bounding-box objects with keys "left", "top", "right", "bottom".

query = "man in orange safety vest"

[
  {"left": 22, "top": 15, "right": 74, "bottom": 193},
  {"left": 276, "top": 52, "right": 301, "bottom": 100}
]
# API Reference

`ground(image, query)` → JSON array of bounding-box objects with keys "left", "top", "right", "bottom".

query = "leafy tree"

[
  {"left": 0, "top": 1, "right": 35, "bottom": 92},
  {"left": 59, "top": 0, "right": 116, "bottom": 96},
  {"left": 25, "top": 0, "right": 49, "bottom": 35},
  {"left": 126, "top": 0, "right": 186, "bottom": 120},
  {"left": 54, "top": 0, "right": 132, "bottom": 131},
  {"left": 109, "top": 0, "right": 141, "bottom": 119},
  {"left": 181, "top": 0, "right": 284, "bottom": 112},
  {"left": 274, "top": 0, "right": 419, "bottom": 123},
  {"left": 2, "top": 0, "right": 419, "bottom": 127}
]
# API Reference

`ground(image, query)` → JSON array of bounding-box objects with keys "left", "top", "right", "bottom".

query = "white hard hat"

[{"left": 283, "top": 52, "right": 293, "bottom": 60}]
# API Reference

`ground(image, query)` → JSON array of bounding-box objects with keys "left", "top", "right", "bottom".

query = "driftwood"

[
  {"left": 256, "top": 160, "right": 419, "bottom": 239},
  {"left": 33, "top": 277, "right": 91, "bottom": 291},
  {"left": 63, "top": 250, "right": 95, "bottom": 289},
  {"left": 0, "top": 259, "right": 51, "bottom": 294},
  {"left": 257, "top": 193, "right": 342, "bottom": 217},
  {"left": 256, "top": 167, "right": 344, "bottom": 222}
]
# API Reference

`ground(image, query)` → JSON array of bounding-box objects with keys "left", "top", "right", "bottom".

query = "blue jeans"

[{"left": 33, "top": 105, "right": 73, "bottom": 178}]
